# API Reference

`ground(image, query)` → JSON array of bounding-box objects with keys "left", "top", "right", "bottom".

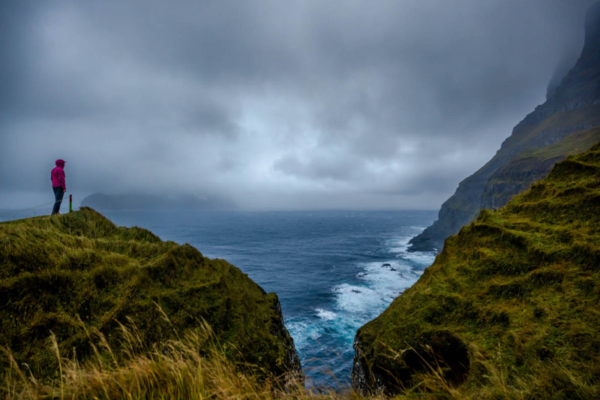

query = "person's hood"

[{"left": 55, "top": 159, "right": 66, "bottom": 167}]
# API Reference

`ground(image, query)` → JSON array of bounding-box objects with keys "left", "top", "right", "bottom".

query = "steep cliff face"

[
  {"left": 352, "top": 142, "right": 600, "bottom": 398},
  {"left": 0, "top": 208, "right": 302, "bottom": 382},
  {"left": 409, "top": 3, "right": 600, "bottom": 252}
]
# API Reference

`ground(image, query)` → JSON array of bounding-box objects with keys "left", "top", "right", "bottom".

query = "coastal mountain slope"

[
  {"left": 0, "top": 208, "right": 301, "bottom": 381},
  {"left": 481, "top": 125, "right": 600, "bottom": 210},
  {"left": 352, "top": 143, "right": 600, "bottom": 397},
  {"left": 409, "top": 2, "right": 600, "bottom": 252}
]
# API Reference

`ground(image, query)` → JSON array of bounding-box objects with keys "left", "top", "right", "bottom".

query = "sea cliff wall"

[{"left": 409, "top": 3, "right": 600, "bottom": 252}]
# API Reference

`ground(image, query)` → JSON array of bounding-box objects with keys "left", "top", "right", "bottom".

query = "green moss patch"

[{"left": 0, "top": 208, "right": 301, "bottom": 381}]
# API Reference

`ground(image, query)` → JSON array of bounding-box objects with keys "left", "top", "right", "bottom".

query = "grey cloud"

[{"left": 0, "top": 0, "right": 596, "bottom": 210}]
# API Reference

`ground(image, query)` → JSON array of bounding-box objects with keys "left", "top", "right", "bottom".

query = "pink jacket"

[{"left": 51, "top": 160, "right": 66, "bottom": 190}]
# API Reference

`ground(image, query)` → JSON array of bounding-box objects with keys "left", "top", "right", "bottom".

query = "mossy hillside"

[
  {"left": 353, "top": 143, "right": 600, "bottom": 397},
  {"left": 481, "top": 126, "right": 600, "bottom": 210},
  {"left": 514, "top": 125, "right": 600, "bottom": 163},
  {"left": 511, "top": 104, "right": 600, "bottom": 148},
  {"left": 0, "top": 208, "right": 301, "bottom": 380}
]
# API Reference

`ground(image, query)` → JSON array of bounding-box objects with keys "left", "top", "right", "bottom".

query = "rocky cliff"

[
  {"left": 0, "top": 208, "right": 301, "bottom": 382},
  {"left": 409, "top": 2, "right": 600, "bottom": 252},
  {"left": 352, "top": 141, "right": 600, "bottom": 398}
]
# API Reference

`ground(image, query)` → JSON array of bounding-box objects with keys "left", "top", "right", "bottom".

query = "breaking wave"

[{"left": 288, "top": 226, "right": 436, "bottom": 385}]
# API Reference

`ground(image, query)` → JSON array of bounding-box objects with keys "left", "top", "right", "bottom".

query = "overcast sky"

[{"left": 0, "top": 0, "right": 595, "bottom": 210}]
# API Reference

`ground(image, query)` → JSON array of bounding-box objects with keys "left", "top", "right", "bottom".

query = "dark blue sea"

[{"left": 1, "top": 209, "right": 437, "bottom": 389}]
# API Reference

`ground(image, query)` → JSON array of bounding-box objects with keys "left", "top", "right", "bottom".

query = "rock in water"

[
  {"left": 409, "top": 3, "right": 600, "bottom": 253},
  {"left": 0, "top": 207, "right": 302, "bottom": 383},
  {"left": 352, "top": 143, "right": 600, "bottom": 397}
]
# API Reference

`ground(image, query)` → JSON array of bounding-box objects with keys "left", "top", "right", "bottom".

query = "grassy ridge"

[
  {"left": 511, "top": 105, "right": 600, "bottom": 148},
  {"left": 481, "top": 126, "right": 600, "bottom": 210},
  {"left": 0, "top": 208, "right": 300, "bottom": 382},
  {"left": 353, "top": 143, "right": 600, "bottom": 398},
  {"left": 512, "top": 125, "right": 600, "bottom": 163}
]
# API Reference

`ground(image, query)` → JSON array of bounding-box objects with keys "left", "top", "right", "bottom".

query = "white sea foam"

[
  {"left": 334, "top": 260, "right": 418, "bottom": 318},
  {"left": 386, "top": 234, "right": 436, "bottom": 267},
  {"left": 334, "top": 283, "right": 380, "bottom": 314},
  {"left": 386, "top": 236, "right": 411, "bottom": 254},
  {"left": 402, "top": 251, "right": 436, "bottom": 265},
  {"left": 315, "top": 308, "right": 337, "bottom": 320},
  {"left": 286, "top": 319, "right": 324, "bottom": 350},
  {"left": 289, "top": 229, "right": 435, "bottom": 359}
]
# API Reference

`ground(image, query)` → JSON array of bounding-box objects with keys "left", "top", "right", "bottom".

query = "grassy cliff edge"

[
  {"left": 0, "top": 208, "right": 302, "bottom": 384},
  {"left": 352, "top": 143, "right": 600, "bottom": 398}
]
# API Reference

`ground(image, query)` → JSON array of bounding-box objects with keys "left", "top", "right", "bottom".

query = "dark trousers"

[{"left": 52, "top": 187, "right": 64, "bottom": 215}]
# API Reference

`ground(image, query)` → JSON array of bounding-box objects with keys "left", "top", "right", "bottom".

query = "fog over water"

[{"left": 0, "top": 0, "right": 594, "bottom": 210}]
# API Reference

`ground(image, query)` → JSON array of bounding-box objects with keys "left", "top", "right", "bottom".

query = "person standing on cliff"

[{"left": 51, "top": 159, "right": 67, "bottom": 215}]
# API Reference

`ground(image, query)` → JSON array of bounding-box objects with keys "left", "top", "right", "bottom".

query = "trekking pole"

[{"left": 70, "top": 195, "right": 73, "bottom": 213}]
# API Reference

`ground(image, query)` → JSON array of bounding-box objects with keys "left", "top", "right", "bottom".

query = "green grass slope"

[
  {"left": 352, "top": 143, "right": 600, "bottom": 398},
  {"left": 505, "top": 125, "right": 600, "bottom": 166},
  {"left": 481, "top": 125, "right": 600, "bottom": 210},
  {"left": 0, "top": 208, "right": 301, "bottom": 382}
]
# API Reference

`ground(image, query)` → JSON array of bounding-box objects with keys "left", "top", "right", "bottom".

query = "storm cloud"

[{"left": 0, "top": 0, "right": 594, "bottom": 209}]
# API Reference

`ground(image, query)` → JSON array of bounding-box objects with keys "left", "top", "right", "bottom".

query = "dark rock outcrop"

[{"left": 409, "top": 2, "right": 600, "bottom": 252}]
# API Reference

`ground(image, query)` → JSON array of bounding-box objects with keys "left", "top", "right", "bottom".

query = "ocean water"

[
  {"left": 1, "top": 209, "right": 437, "bottom": 389},
  {"left": 100, "top": 210, "right": 437, "bottom": 388}
]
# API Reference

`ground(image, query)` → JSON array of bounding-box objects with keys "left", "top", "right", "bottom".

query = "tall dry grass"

[
  {"left": 1, "top": 307, "right": 596, "bottom": 399},
  {"left": 0, "top": 306, "right": 362, "bottom": 400}
]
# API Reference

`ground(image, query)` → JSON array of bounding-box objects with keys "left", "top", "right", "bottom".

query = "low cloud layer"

[{"left": 0, "top": 0, "right": 594, "bottom": 209}]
